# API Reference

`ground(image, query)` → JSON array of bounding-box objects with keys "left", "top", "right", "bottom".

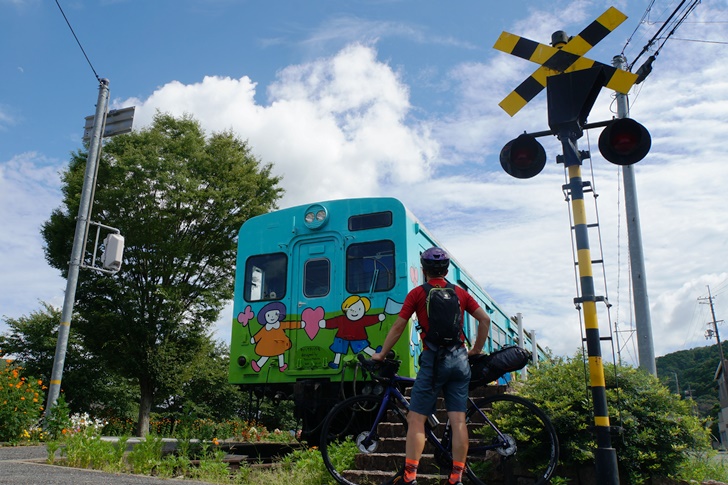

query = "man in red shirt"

[{"left": 373, "top": 247, "right": 490, "bottom": 485}]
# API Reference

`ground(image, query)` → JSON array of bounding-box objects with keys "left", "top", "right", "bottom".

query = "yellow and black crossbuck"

[{"left": 494, "top": 6, "right": 639, "bottom": 116}]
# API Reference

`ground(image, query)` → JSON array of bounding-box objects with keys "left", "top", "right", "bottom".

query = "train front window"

[
  {"left": 346, "top": 240, "right": 395, "bottom": 293},
  {"left": 304, "top": 258, "right": 330, "bottom": 298},
  {"left": 244, "top": 253, "right": 287, "bottom": 302}
]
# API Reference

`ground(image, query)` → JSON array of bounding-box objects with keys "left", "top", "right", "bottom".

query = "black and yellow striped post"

[{"left": 561, "top": 140, "right": 619, "bottom": 485}]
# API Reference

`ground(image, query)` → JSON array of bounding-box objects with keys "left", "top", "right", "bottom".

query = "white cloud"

[
  {"left": 301, "top": 14, "right": 477, "bottom": 53},
  {"left": 114, "top": 12, "right": 728, "bottom": 361},
  {"left": 4, "top": 1, "right": 727, "bottom": 364},
  {"left": 398, "top": 0, "right": 728, "bottom": 361},
  {"left": 0, "top": 152, "right": 66, "bottom": 321},
  {"left": 118, "top": 43, "right": 439, "bottom": 209}
]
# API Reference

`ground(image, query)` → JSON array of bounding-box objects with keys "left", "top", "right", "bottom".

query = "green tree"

[
  {"left": 520, "top": 354, "right": 710, "bottom": 483},
  {"left": 160, "top": 340, "right": 248, "bottom": 422},
  {"left": 657, "top": 343, "right": 725, "bottom": 421},
  {"left": 0, "top": 303, "right": 137, "bottom": 419},
  {"left": 41, "top": 113, "right": 282, "bottom": 436}
]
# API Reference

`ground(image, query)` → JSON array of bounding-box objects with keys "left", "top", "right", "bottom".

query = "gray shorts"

[{"left": 409, "top": 346, "right": 471, "bottom": 416}]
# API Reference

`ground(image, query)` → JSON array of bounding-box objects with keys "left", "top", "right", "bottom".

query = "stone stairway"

[{"left": 340, "top": 385, "right": 505, "bottom": 485}]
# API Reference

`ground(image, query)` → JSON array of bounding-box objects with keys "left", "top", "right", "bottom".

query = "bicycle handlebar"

[{"left": 357, "top": 352, "right": 399, "bottom": 378}]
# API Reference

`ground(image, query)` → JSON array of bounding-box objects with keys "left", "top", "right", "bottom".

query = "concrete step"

[{"left": 335, "top": 384, "right": 507, "bottom": 484}]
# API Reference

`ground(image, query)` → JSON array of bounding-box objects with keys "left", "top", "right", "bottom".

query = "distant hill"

[{"left": 655, "top": 342, "right": 727, "bottom": 418}]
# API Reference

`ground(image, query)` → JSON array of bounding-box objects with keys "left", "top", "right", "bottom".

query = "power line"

[
  {"left": 626, "top": 0, "right": 702, "bottom": 72},
  {"left": 54, "top": 0, "right": 101, "bottom": 82},
  {"left": 668, "top": 37, "right": 728, "bottom": 45}
]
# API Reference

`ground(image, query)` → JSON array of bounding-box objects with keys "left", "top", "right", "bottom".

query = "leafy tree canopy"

[{"left": 41, "top": 112, "right": 283, "bottom": 434}]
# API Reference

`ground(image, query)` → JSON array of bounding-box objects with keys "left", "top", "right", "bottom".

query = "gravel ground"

[{"left": 0, "top": 445, "right": 213, "bottom": 484}]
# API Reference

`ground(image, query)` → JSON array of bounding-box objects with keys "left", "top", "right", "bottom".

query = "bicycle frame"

[
  {"left": 322, "top": 357, "right": 559, "bottom": 485},
  {"left": 357, "top": 373, "right": 512, "bottom": 465}
]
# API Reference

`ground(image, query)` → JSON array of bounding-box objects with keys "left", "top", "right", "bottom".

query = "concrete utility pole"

[
  {"left": 45, "top": 79, "right": 110, "bottom": 419},
  {"left": 701, "top": 285, "right": 727, "bottom": 389},
  {"left": 612, "top": 56, "right": 656, "bottom": 376}
]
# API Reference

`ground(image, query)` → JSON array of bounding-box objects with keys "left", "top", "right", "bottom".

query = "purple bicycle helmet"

[{"left": 420, "top": 247, "right": 450, "bottom": 276}]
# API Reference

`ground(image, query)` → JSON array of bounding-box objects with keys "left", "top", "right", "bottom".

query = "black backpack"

[{"left": 422, "top": 282, "right": 462, "bottom": 347}]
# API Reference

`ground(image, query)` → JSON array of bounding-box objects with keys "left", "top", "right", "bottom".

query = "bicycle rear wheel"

[
  {"left": 320, "top": 393, "right": 409, "bottom": 485},
  {"left": 465, "top": 393, "right": 559, "bottom": 485}
]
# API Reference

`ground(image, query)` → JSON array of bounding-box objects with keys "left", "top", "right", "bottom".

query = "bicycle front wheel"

[
  {"left": 320, "top": 393, "right": 409, "bottom": 485},
  {"left": 465, "top": 393, "right": 559, "bottom": 485}
]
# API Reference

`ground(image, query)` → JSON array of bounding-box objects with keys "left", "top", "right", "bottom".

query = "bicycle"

[{"left": 319, "top": 354, "right": 559, "bottom": 485}]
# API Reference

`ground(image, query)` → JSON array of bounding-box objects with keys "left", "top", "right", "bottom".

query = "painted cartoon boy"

[{"left": 319, "top": 295, "right": 384, "bottom": 369}]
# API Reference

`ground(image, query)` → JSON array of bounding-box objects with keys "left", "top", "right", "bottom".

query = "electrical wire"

[
  {"left": 621, "top": 0, "right": 657, "bottom": 57},
  {"left": 668, "top": 37, "right": 728, "bottom": 45},
  {"left": 626, "top": 0, "right": 702, "bottom": 72},
  {"left": 54, "top": 0, "right": 101, "bottom": 82}
]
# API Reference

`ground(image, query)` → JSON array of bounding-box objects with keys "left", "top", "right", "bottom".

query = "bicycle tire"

[
  {"left": 320, "top": 393, "right": 409, "bottom": 485},
  {"left": 464, "top": 393, "right": 559, "bottom": 485}
]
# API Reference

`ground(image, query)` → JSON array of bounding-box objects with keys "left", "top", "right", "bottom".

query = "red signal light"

[
  {"left": 598, "top": 118, "right": 651, "bottom": 165},
  {"left": 611, "top": 132, "right": 638, "bottom": 155},
  {"left": 500, "top": 134, "right": 547, "bottom": 179}
]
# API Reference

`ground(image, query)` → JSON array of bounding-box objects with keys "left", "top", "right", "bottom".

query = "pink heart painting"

[
  {"left": 410, "top": 266, "right": 419, "bottom": 285},
  {"left": 302, "top": 306, "right": 325, "bottom": 340}
]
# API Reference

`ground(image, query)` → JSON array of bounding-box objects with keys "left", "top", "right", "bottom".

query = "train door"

[{"left": 288, "top": 236, "right": 343, "bottom": 371}]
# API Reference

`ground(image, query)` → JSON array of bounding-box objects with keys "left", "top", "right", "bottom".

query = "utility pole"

[
  {"left": 45, "top": 79, "right": 110, "bottom": 419},
  {"left": 674, "top": 372, "right": 680, "bottom": 395},
  {"left": 613, "top": 56, "right": 656, "bottom": 376},
  {"left": 700, "top": 285, "right": 727, "bottom": 389}
]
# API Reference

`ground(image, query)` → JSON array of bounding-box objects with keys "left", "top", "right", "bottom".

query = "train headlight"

[{"left": 303, "top": 204, "right": 329, "bottom": 229}]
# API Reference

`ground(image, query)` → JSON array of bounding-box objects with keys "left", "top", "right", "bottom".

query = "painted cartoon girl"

[
  {"left": 250, "top": 302, "right": 305, "bottom": 372},
  {"left": 318, "top": 295, "right": 384, "bottom": 369}
]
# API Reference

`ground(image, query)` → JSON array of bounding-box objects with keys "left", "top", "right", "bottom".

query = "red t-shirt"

[{"left": 398, "top": 277, "right": 480, "bottom": 347}]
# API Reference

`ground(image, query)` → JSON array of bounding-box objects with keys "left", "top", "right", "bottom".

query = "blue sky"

[{"left": 1, "top": 0, "right": 727, "bottom": 363}]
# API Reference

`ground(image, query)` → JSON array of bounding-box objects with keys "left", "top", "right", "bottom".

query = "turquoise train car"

[{"left": 229, "top": 197, "right": 539, "bottom": 440}]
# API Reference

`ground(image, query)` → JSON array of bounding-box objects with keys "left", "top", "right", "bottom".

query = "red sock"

[
  {"left": 404, "top": 458, "right": 419, "bottom": 482},
  {"left": 449, "top": 460, "right": 465, "bottom": 484}
]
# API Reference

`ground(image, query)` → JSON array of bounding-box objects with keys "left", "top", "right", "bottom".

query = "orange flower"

[{"left": 37, "top": 380, "right": 43, "bottom": 386}]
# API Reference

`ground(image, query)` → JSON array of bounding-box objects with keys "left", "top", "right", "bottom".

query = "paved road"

[{"left": 0, "top": 445, "right": 213, "bottom": 484}]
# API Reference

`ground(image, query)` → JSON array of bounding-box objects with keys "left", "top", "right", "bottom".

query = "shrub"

[
  {"left": 519, "top": 354, "right": 710, "bottom": 483},
  {"left": 44, "top": 394, "right": 72, "bottom": 440},
  {"left": 0, "top": 359, "right": 45, "bottom": 442},
  {"left": 127, "top": 434, "right": 164, "bottom": 475}
]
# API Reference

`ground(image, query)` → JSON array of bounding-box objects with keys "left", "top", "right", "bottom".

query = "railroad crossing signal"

[
  {"left": 492, "top": 9, "right": 654, "bottom": 484},
  {"left": 494, "top": 7, "right": 638, "bottom": 116}
]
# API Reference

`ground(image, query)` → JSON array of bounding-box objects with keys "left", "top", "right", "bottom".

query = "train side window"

[
  {"left": 346, "top": 240, "right": 395, "bottom": 293},
  {"left": 244, "top": 253, "right": 287, "bottom": 302},
  {"left": 304, "top": 258, "right": 330, "bottom": 298},
  {"left": 348, "top": 211, "right": 393, "bottom": 231}
]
